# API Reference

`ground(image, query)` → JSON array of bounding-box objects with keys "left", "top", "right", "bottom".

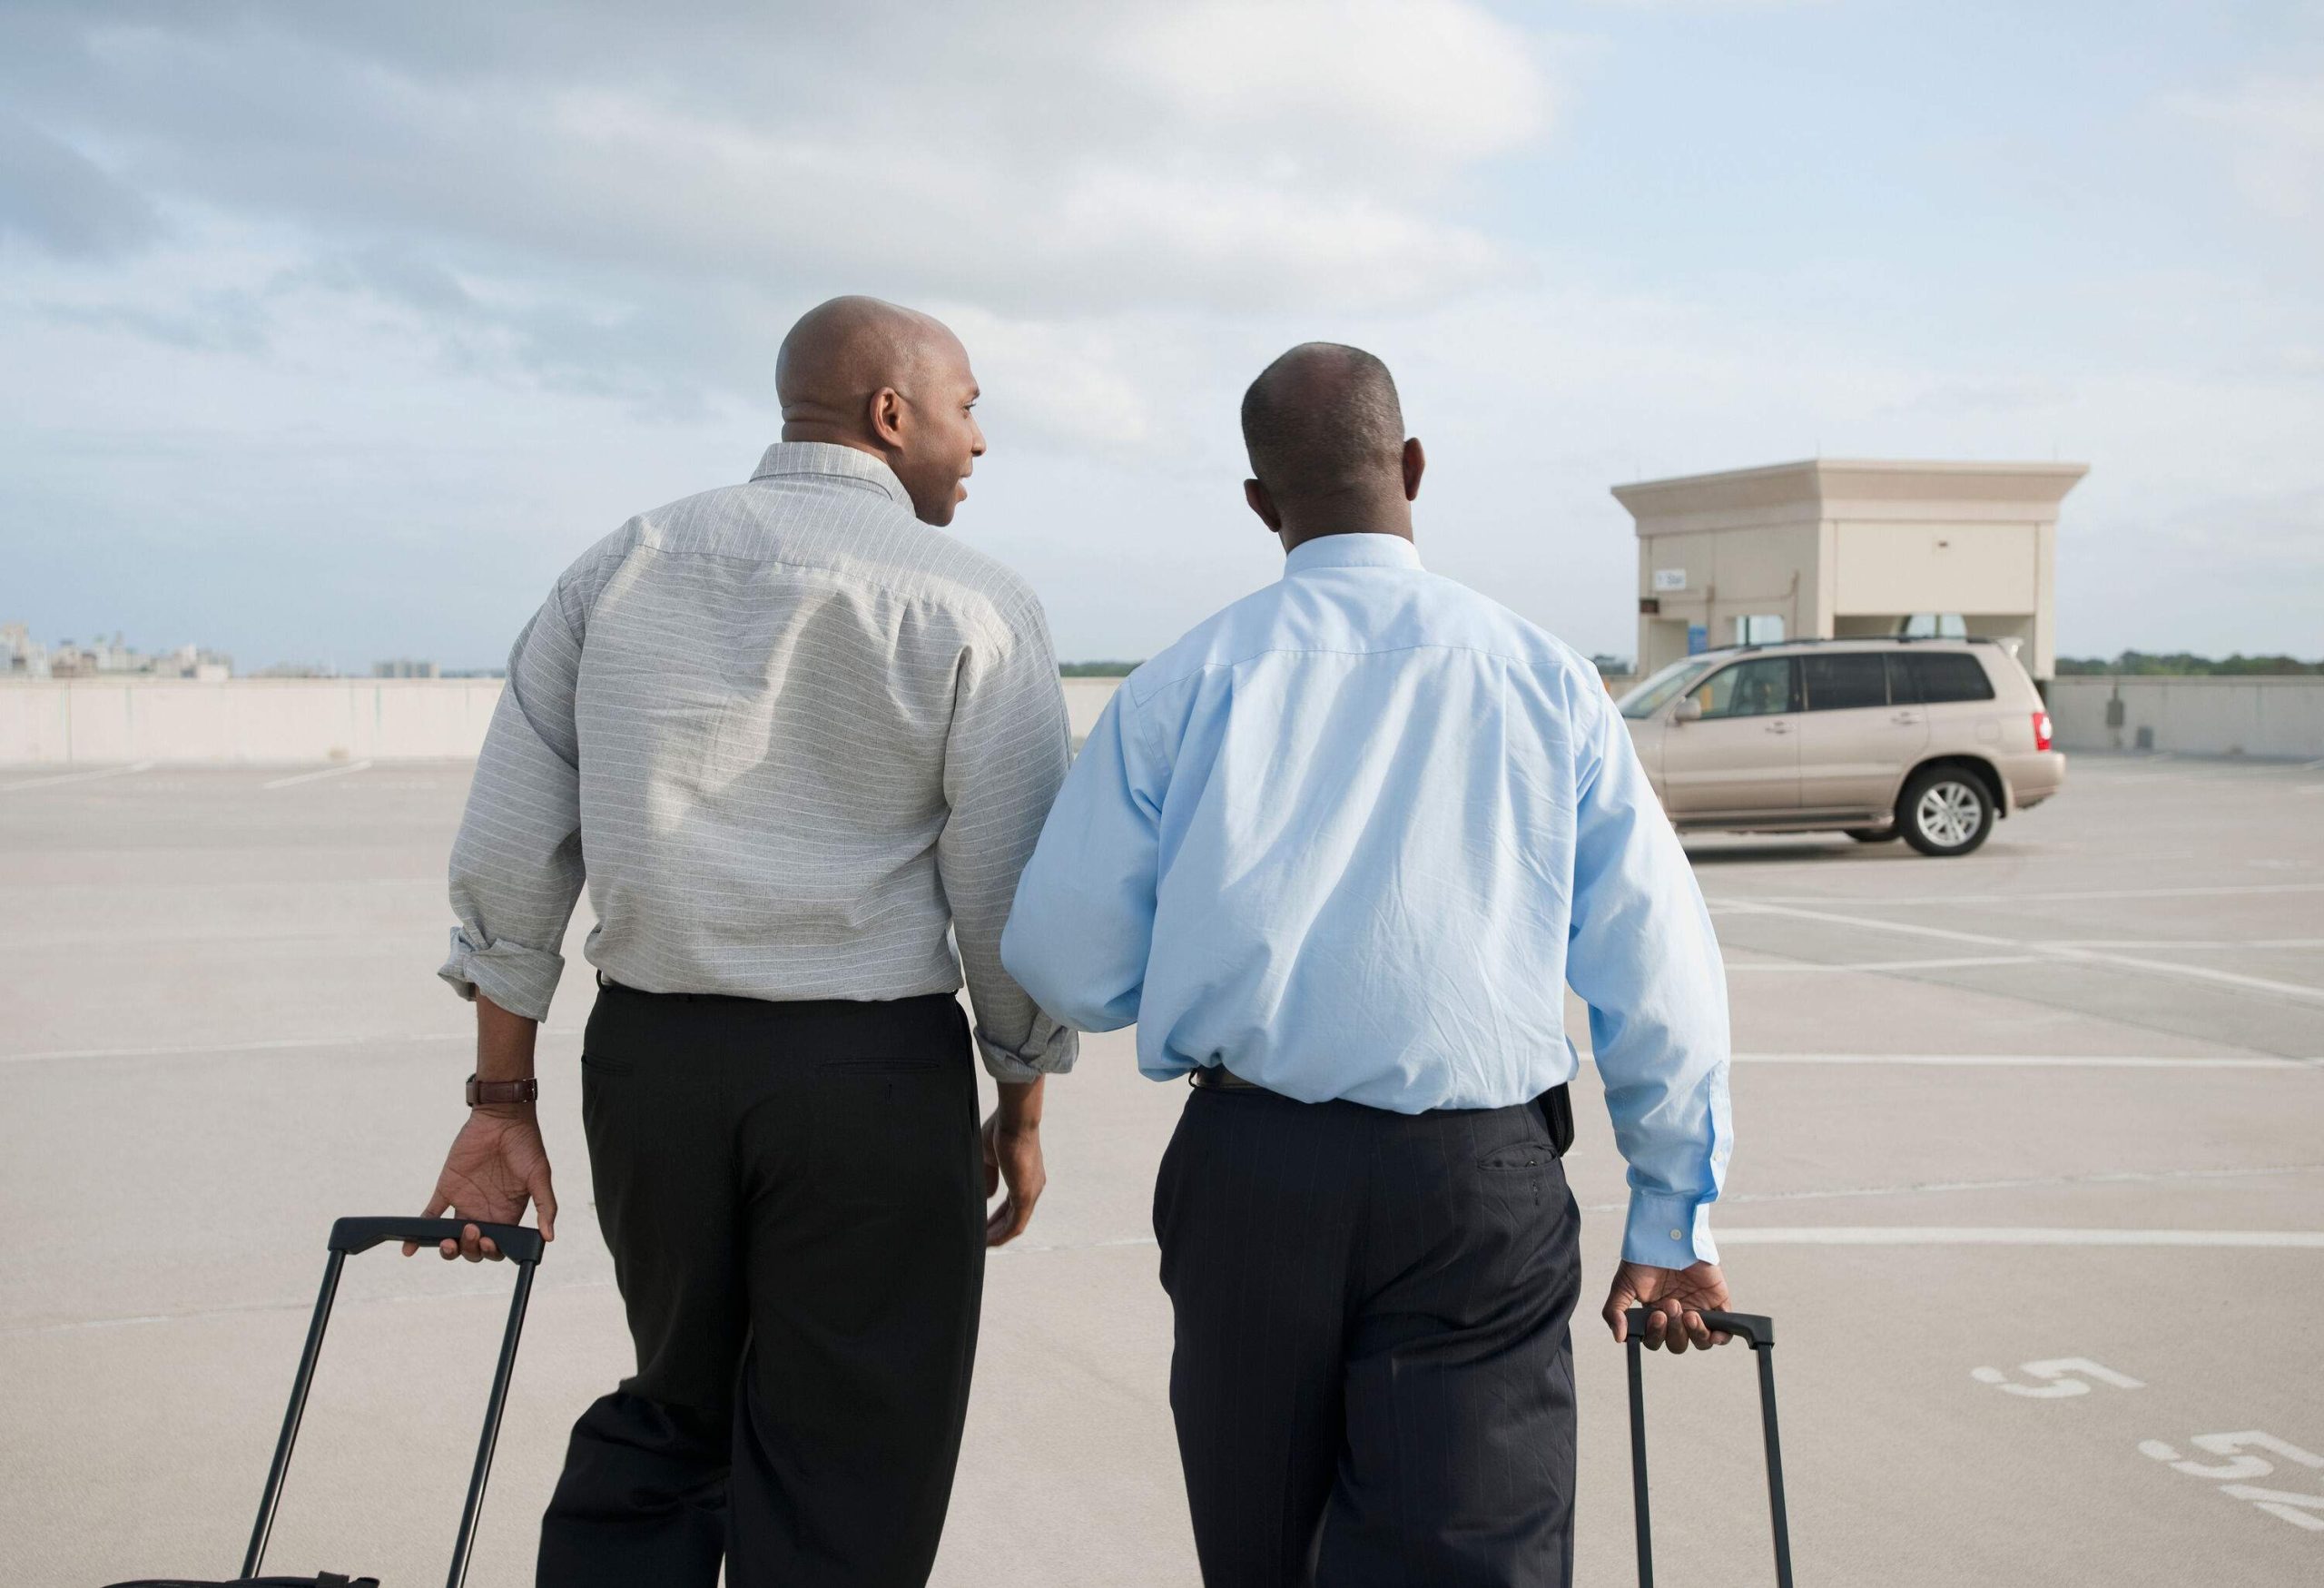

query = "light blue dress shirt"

[{"left": 1001, "top": 532, "right": 1731, "bottom": 1267}]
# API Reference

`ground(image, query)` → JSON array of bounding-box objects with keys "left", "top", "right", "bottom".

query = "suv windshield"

[{"left": 1616, "top": 656, "right": 1720, "bottom": 719}]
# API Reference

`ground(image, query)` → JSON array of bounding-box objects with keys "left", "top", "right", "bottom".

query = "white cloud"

[
  {"left": 2, "top": 3, "right": 1550, "bottom": 316},
  {"left": 1114, "top": 1, "right": 1551, "bottom": 170},
  {"left": 0, "top": 0, "right": 1556, "bottom": 456},
  {"left": 0, "top": 111, "right": 159, "bottom": 256},
  {"left": 2170, "top": 74, "right": 2324, "bottom": 229}
]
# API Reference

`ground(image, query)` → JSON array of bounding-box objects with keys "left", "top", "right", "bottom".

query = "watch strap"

[{"left": 467, "top": 1073, "right": 539, "bottom": 1108}]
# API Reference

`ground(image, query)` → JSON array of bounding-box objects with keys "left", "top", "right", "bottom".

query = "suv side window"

[
  {"left": 1802, "top": 653, "right": 1887, "bottom": 711},
  {"left": 1901, "top": 651, "right": 1995, "bottom": 705},
  {"left": 1695, "top": 656, "right": 1799, "bottom": 719}
]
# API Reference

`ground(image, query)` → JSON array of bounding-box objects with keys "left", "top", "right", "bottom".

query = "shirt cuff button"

[{"left": 1669, "top": 1228, "right": 1684, "bottom": 1241}]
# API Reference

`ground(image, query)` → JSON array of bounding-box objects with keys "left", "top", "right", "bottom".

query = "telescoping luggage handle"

[
  {"left": 241, "top": 1218, "right": 542, "bottom": 1588},
  {"left": 1623, "top": 1308, "right": 1791, "bottom": 1588}
]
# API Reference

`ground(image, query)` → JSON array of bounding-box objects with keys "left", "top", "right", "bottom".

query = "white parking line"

[
  {"left": 1718, "top": 899, "right": 2324, "bottom": 1004},
  {"left": 261, "top": 759, "right": 373, "bottom": 790},
  {"left": 1718, "top": 900, "right": 2015, "bottom": 947},
  {"left": 2, "top": 1276, "right": 619, "bottom": 1338},
  {"left": 2045, "top": 944, "right": 2324, "bottom": 1003},
  {"left": 1729, "top": 1052, "right": 2318, "bottom": 1069},
  {"left": 1718, "top": 882, "right": 2324, "bottom": 907},
  {"left": 1726, "top": 954, "right": 2041, "bottom": 973},
  {"left": 2043, "top": 939, "right": 2324, "bottom": 950},
  {"left": 1715, "top": 1227, "right": 2324, "bottom": 1248},
  {"left": 0, "top": 760, "right": 154, "bottom": 793},
  {"left": 1577, "top": 1161, "right": 2324, "bottom": 1217},
  {"left": 0, "top": 1032, "right": 471, "bottom": 1065}
]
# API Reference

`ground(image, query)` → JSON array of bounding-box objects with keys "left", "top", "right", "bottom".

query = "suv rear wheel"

[{"left": 1898, "top": 766, "right": 1994, "bottom": 857}]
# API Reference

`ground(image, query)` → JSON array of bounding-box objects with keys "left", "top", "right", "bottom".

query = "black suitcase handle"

[
  {"left": 242, "top": 1218, "right": 542, "bottom": 1588},
  {"left": 329, "top": 1216, "right": 543, "bottom": 1263},
  {"left": 1623, "top": 1307, "right": 1792, "bottom": 1588},
  {"left": 1625, "top": 1307, "right": 1771, "bottom": 1346}
]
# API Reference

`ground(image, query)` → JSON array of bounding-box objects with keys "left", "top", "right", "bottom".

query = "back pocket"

[
  {"left": 810, "top": 1056, "right": 969, "bottom": 1212},
  {"left": 1478, "top": 1142, "right": 1558, "bottom": 1172},
  {"left": 818, "top": 1056, "right": 943, "bottom": 1077}
]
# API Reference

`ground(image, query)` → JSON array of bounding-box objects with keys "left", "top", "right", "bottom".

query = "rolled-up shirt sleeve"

[
  {"left": 1001, "top": 686, "right": 1161, "bottom": 1034},
  {"left": 1565, "top": 687, "right": 1733, "bottom": 1268},
  {"left": 939, "top": 604, "right": 1079, "bottom": 1081},
  {"left": 438, "top": 590, "right": 588, "bottom": 1023}
]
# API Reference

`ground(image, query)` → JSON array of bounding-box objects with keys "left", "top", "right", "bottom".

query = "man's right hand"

[
  {"left": 403, "top": 1105, "right": 557, "bottom": 1262},
  {"left": 982, "top": 1077, "right": 1047, "bottom": 1247},
  {"left": 1601, "top": 1258, "right": 1732, "bottom": 1353}
]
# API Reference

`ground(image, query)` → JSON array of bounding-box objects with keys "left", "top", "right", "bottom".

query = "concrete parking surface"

[{"left": 5, "top": 753, "right": 2321, "bottom": 1585}]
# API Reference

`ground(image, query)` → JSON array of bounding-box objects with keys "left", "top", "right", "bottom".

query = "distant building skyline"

[
  {"left": 4, "top": 624, "right": 233, "bottom": 682},
  {"left": 2, "top": 624, "right": 507, "bottom": 681}
]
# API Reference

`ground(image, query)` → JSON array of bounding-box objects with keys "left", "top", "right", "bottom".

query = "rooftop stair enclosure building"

[{"left": 1613, "top": 459, "right": 2088, "bottom": 682}]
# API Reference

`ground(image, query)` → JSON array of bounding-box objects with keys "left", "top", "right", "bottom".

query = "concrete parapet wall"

[
  {"left": 0, "top": 678, "right": 506, "bottom": 764},
  {"left": 11, "top": 672, "right": 2314, "bottom": 765},
  {"left": 1061, "top": 676, "right": 1124, "bottom": 742},
  {"left": 2046, "top": 676, "right": 2324, "bottom": 759},
  {"left": 0, "top": 676, "right": 1135, "bottom": 766}
]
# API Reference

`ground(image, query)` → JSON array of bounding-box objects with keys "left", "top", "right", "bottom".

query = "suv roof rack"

[{"left": 1718, "top": 635, "right": 2006, "bottom": 656}]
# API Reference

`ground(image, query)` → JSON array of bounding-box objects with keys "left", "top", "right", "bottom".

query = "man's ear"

[
  {"left": 1245, "top": 478, "right": 1282, "bottom": 531},
  {"left": 1402, "top": 437, "right": 1426, "bottom": 502},
  {"left": 868, "top": 387, "right": 909, "bottom": 449}
]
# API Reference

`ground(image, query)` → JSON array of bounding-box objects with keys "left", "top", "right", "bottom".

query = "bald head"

[
  {"left": 777, "top": 295, "right": 955, "bottom": 421},
  {"left": 1240, "top": 343, "right": 1407, "bottom": 503},
  {"left": 776, "top": 296, "right": 985, "bottom": 527}
]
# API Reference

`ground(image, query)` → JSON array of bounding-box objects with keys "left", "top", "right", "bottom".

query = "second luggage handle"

[
  {"left": 330, "top": 1215, "right": 545, "bottom": 1264},
  {"left": 244, "top": 1217, "right": 543, "bottom": 1588},
  {"left": 1623, "top": 1307, "right": 1792, "bottom": 1588}
]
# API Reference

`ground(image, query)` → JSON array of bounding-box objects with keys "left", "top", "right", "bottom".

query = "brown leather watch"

[{"left": 466, "top": 1073, "right": 539, "bottom": 1108}]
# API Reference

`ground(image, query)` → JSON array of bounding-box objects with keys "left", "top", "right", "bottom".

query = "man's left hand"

[
  {"left": 1602, "top": 1258, "right": 1732, "bottom": 1353},
  {"left": 982, "top": 1079, "right": 1047, "bottom": 1247}
]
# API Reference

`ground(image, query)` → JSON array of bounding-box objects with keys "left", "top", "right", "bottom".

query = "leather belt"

[{"left": 1189, "top": 1067, "right": 1573, "bottom": 1157}]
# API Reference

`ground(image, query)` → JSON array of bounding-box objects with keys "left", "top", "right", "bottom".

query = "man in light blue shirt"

[{"left": 1002, "top": 344, "right": 1738, "bottom": 1587}]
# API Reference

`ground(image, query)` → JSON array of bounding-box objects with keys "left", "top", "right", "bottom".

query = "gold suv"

[{"left": 1615, "top": 638, "right": 2064, "bottom": 856}]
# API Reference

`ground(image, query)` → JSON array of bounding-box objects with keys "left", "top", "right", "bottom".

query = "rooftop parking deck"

[{"left": 4, "top": 754, "right": 2321, "bottom": 1584}]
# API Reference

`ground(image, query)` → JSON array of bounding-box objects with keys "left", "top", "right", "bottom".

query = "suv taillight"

[{"left": 2032, "top": 711, "right": 2053, "bottom": 752}]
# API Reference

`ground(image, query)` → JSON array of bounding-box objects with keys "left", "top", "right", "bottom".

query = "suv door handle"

[
  {"left": 1764, "top": 721, "right": 1792, "bottom": 735},
  {"left": 1891, "top": 711, "right": 1923, "bottom": 725}
]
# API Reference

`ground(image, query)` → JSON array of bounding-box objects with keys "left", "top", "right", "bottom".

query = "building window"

[{"left": 1734, "top": 615, "right": 1786, "bottom": 645}]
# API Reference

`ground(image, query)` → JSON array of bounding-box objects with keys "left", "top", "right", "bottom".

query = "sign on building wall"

[
  {"left": 1653, "top": 568, "right": 1688, "bottom": 592},
  {"left": 1687, "top": 625, "right": 1709, "bottom": 655}
]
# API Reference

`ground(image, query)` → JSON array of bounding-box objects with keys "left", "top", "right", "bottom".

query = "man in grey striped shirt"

[{"left": 408, "top": 297, "right": 1076, "bottom": 1588}]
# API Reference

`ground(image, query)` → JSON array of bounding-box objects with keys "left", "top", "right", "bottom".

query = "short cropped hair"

[{"left": 1239, "top": 343, "right": 1405, "bottom": 499}]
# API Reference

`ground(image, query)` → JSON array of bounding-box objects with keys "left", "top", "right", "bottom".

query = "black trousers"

[
  {"left": 537, "top": 982, "right": 985, "bottom": 1588},
  {"left": 1155, "top": 1084, "right": 1581, "bottom": 1588}
]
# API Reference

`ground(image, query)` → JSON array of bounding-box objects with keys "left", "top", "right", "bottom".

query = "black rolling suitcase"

[
  {"left": 105, "top": 1216, "right": 544, "bottom": 1588},
  {"left": 1623, "top": 1307, "right": 1794, "bottom": 1587}
]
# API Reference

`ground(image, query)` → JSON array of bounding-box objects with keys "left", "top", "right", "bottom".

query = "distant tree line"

[{"left": 2056, "top": 651, "right": 2324, "bottom": 676}]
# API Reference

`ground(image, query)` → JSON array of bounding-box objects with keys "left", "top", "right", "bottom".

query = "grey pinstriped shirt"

[{"left": 439, "top": 441, "right": 1078, "bottom": 1080}]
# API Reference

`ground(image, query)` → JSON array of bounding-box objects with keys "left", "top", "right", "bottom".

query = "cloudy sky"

[{"left": 4, "top": 0, "right": 2319, "bottom": 670}]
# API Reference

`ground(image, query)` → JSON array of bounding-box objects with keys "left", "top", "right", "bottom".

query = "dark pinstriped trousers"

[{"left": 1155, "top": 1084, "right": 1581, "bottom": 1588}]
